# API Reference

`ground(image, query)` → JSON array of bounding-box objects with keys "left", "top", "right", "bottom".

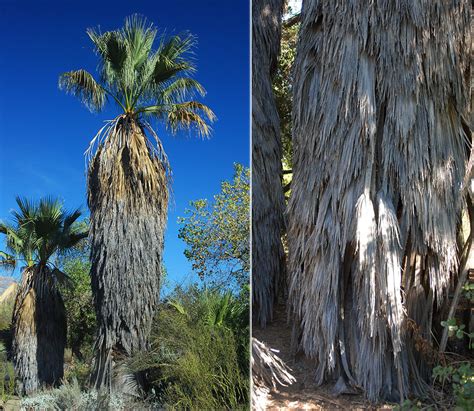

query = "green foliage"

[
  {"left": 59, "top": 14, "right": 215, "bottom": 137},
  {"left": 0, "top": 343, "right": 14, "bottom": 403},
  {"left": 433, "top": 362, "right": 474, "bottom": 409},
  {"left": 272, "top": 18, "right": 299, "bottom": 169},
  {"left": 395, "top": 399, "right": 423, "bottom": 410},
  {"left": 441, "top": 318, "right": 474, "bottom": 349},
  {"left": 129, "top": 285, "right": 249, "bottom": 409},
  {"left": 0, "top": 197, "right": 87, "bottom": 269},
  {"left": 178, "top": 164, "right": 250, "bottom": 288},
  {"left": 60, "top": 256, "right": 96, "bottom": 361},
  {"left": 462, "top": 283, "right": 474, "bottom": 303}
]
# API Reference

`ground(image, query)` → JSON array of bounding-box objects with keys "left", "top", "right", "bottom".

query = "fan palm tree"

[
  {"left": 59, "top": 15, "right": 215, "bottom": 390},
  {"left": 252, "top": 0, "right": 286, "bottom": 328},
  {"left": 0, "top": 197, "right": 87, "bottom": 395},
  {"left": 288, "top": 0, "right": 470, "bottom": 403}
]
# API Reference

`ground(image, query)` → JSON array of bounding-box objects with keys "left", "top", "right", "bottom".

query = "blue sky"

[{"left": 0, "top": 0, "right": 249, "bottom": 292}]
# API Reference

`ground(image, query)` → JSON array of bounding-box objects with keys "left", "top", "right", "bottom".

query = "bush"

[
  {"left": 433, "top": 362, "right": 474, "bottom": 409},
  {"left": 129, "top": 285, "right": 249, "bottom": 409},
  {"left": 60, "top": 257, "right": 96, "bottom": 362},
  {"left": 0, "top": 343, "right": 14, "bottom": 403}
]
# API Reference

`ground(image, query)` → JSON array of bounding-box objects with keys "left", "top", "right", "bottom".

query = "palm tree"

[
  {"left": 252, "top": 0, "right": 286, "bottom": 328},
  {"left": 288, "top": 0, "right": 470, "bottom": 403},
  {"left": 59, "top": 15, "right": 215, "bottom": 390},
  {"left": 0, "top": 197, "right": 87, "bottom": 395}
]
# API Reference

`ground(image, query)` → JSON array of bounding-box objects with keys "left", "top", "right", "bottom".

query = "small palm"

[{"left": 0, "top": 197, "right": 87, "bottom": 271}]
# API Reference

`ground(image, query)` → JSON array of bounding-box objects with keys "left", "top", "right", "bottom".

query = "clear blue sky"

[{"left": 0, "top": 0, "right": 249, "bottom": 292}]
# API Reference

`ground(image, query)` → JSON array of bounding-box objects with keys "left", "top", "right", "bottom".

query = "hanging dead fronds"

[
  {"left": 12, "top": 265, "right": 66, "bottom": 395},
  {"left": 252, "top": 0, "right": 286, "bottom": 328},
  {"left": 88, "top": 115, "right": 168, "bottom": 390},
  {"left": 288, "top": 0, "right": 470, "bottom": 402}
]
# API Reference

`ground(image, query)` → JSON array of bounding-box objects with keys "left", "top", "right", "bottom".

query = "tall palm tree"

[
  {"left": 59, "top": 15, "right": 215, "bottom": 390},
  {"left": 288, "top": 0, "right": 470, "bottom": 403},
  {"left": 252, "top": 0, "right": 286, "bottom": 328},
  {"left": 0, "top": 197, "right": 87, "bottom": 395}
]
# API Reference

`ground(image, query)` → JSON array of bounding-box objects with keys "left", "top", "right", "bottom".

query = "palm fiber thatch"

[
  {"left": 88, "top": 116, "right": 168, "bottom": 390},
  {"left": 0, "top": 197, "right": 86, "bottom": 395},
  {"left": 59, "top": 16, "right": 214, "bottom": 390},
  {"left": 252, "top": 0, "right": 286, "bottom": 327},
  {"left": 12, "top": 265, "right": 66, "bottom": 395},
  {"left": 288, "top": 0, "right": 471, "bottom": 402}
]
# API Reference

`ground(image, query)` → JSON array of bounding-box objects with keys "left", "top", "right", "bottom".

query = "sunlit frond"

[
  {"left": 59, "top": 69, "right": 106, "bottom": 112},
  {"left": 0, "top": 198, "right": 88, "bottom": 266},
  {"left": 60, "top": 15, "right": 214, "bottom": 141},
  {"left": 161, "top": 78, "right": 206, "bottom": 103},
  {"left": 122, "top": 14, "right": 157, "bottom": 70},
  {"left": 0, "top": 251, "right": 16, "bottom": 269},
  {"left": 87, "top": 29, "right": 127, "bottom": 88}
]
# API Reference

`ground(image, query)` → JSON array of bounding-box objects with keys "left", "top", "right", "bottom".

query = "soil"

[{"left": 253, "top": 304, "right": 395, "bottom": 410}]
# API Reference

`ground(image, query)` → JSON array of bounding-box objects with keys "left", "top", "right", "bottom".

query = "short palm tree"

[
  {"left": 59, "top": 15, "right": 215, "bottom": 390},
  {"left": 0, "top": 197, "right": 87, "bottom": 395}
]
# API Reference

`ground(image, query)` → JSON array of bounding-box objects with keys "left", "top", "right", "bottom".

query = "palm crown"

[
  {"left": 59, "top": 14, "right": 215, "bottom": 137},
  {"left": 0, "top": 197, "right": 88, "bottom": 269}
]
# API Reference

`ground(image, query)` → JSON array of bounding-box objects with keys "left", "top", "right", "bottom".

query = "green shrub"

[
  {"left": 60, "top": 257, "right": 96, "bottom": 362},
  {"left": 433, "top": 362, "right": 474, "bottom": 409},
  {"left": 130, "top": 285, "right": 249, "bottom": 410}
]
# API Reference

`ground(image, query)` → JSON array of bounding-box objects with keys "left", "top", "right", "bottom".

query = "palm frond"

[
  {"left": 0, "top": 251, "right": 16, "bottom": 269},
  {"left": 141, "top": 101, "right": 215, "bottom": 137},
  {"left": 122, "top": 14, "right": 157, "bottom": 70},
  {"left": 87, "top": 29, "right": 127, "bottom": 82},
  {"left": 161, "top": 77, "right": 206, "bottom": 103},
  {"left": 59, "top": 69, "right": 106, "bottom": 112},
  {"left": 0, "top": 197, "right": 87, "bottom": 266}
]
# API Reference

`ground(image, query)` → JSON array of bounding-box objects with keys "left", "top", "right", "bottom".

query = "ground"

[{"left": 253, "top": 304, "right": 395, "bottom": 410}]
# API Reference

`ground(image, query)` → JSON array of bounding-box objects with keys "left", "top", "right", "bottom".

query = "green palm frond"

[
  {"left": 161, "top": 78, "right": 205, "bottom": 103},
  {"left": 169, "top": 300, "right": 187, "bottom": 316},
  {"left": 0, "top": 197, "right": 88, "bottom": 267},
  {"left": 122, "top": 14, "right": 157, "bottom": 70},
  {"left": 0, "top": 251, "right": 16, "bottom": 269},
  {"left": 87, "top": 29, "right": 127, "bottom": 81},
  {"left": 59, "top": 69, "right": 107, "bottom": 112},
  {"left": 60, "top": 14, "right": 215, "bottom": 138}
]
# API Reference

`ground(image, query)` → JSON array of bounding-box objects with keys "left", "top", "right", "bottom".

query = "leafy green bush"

[
  {"left": 60, "top": 256, "right": 96, "bottom": 362},
  {"left": 433, "top": 362, "right": 474, "bottom": 409},
  {"left": 130, "top": 285, "right": 249, "bottom": 410},
  {"left": 0, "top": 343, "right": 14, "bottom": 403}
]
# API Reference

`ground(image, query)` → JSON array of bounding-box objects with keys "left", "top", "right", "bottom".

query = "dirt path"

[{"left": 253, "top": 304, "right": 394, "bottom": 410}]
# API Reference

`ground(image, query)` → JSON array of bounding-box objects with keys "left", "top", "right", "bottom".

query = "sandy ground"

[{"left": 253, "top": 304, "right": 395, "bottom": 410}]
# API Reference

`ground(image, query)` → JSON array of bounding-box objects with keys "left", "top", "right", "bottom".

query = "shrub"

[{"left": 129, "top": 285, "right": 249, "bottom": 409}]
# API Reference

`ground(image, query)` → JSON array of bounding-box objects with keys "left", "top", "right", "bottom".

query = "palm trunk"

[
  {"left": 252, "top": 0, "right": 286, "bottom": 328},
  {"left": 288, "top": 0, "right": 470, "bottom": 402},
  {"left": 88, "top": 115, "right": 168, "bottom": 390},
  {"left": 12, "top": 265, "right": 66, "bottom": 395}
]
